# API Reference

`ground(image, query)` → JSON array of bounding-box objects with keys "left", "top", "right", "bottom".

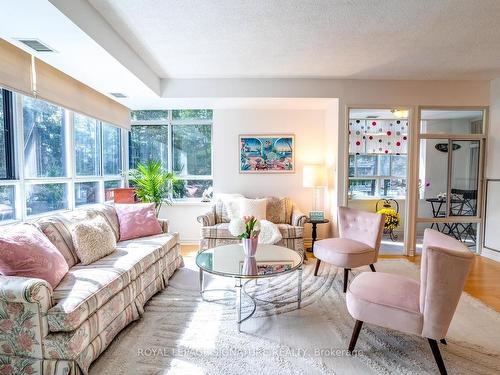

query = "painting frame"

[{"left": 239, "top": 134, "right": 295, "bottom": 174}]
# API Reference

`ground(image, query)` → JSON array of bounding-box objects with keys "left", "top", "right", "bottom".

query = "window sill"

[{"left": 170, "top": 199, "right": 213, "bottom": 206}]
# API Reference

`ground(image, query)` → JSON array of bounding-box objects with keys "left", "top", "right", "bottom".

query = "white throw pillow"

[
  {"left": 258, "top": 220, "right": 282, "bottom": 244},
  {"left": 225, "top": 198, "right": 242, "bottom": 219},
  {"left": 71, "top": 216, "right": 116, "bottom": 265},
  {"left": 216, "top": 193, "right": 244, "bottom": 220},
  {"left": 239, "top": 198, "right": 267, "bottom": 220}
]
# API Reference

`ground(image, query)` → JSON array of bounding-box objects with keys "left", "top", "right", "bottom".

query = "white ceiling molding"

[
  {"left": 48, "top": 0, "right": 160, "bottom": 95},
  {"left": 160, "top": 78, "right": 490, "bottom": 108}
]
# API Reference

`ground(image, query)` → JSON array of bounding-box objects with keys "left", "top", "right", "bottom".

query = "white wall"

[
  {"left": 159, "top": 202, "right": 212, "bottom": 243},
  {"left": 213, "top": 108, "right": 331, "bottom": 241},
  {"left": 160, "top": 106, "right": 335, "bottom": 243}
]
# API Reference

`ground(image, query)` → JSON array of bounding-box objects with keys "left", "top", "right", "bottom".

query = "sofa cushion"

[
  {"left": 313, "top": 237, "right": 375, "bottom": 268},
  {"left": 47, "top": 232, "right": 178, "bottom": 332},
  {"left": 93, "top": 204, "right": 120, "bottom": 241},
  {"left": 346, "top": 272, "right": 423, "bottom": 336},
  {"left": 265, "top": 197, "right": 293, "bottom": 224},
  {"left": 239, "top": 198, "right": 267, "bottom": 220},
  {"left": 0, "top": 223, "right": 69, "bottom": 288},
  {"left": 71, "top": 216, "right": 117, "bottom": 265},
  {"left": 115, "top": 203, "right": 163, "bottom": 241},
  {"left": 276, "top": 224, "right": 304, "bottom": 239},
  {"left": 202, "top": 223, "right": 303, "bottom": 240},
  {"left": 35, "top": 209, "right": 98, "bottom": 268}
]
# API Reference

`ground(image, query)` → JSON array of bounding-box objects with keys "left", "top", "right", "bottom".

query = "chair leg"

[
  {"left": 348, "top": 320, "right": 364, "bottom": 353},
  {"left": 314, "top": 259, "right": 321, "bottom": 276},
  {"left": 428, "top": 338, "right": 448, "bottom": 375},
  {"left": 440, "top": 338, "right": 447, "bottom": 345},
  {"left": 369, "top": 264, "right": 376, "bottom": 272},
  {"left": 343, "top": 268, "right": 350, "bottom": 293}
]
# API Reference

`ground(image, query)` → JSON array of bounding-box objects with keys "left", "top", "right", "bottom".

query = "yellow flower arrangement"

[{"left": 377, "top": 208, "right": 400, "bottom": 231}]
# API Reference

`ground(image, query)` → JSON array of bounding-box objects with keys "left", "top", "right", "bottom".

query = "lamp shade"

[{"left": 303, "top": 165, "right": 327, "bottom": 188}]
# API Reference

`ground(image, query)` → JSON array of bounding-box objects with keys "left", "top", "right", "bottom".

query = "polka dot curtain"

[{"left": 349, "top": 119, "right": 408, "bottom": 155}]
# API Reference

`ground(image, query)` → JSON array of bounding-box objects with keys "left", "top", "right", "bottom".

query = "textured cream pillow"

[
  {"left": 239, "top": 198, "right": 267, "bottom": 220},
  {"left": 71, "top": 216, "right": 116, "bottom": 265}
]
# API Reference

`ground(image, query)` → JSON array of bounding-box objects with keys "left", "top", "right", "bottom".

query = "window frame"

[
  {"left": 348, "top": 153, "right": 408, "bottom": 199},
  {"left": 0, "top": 90, "right": 127, "bottom": 225},
  {"left": 0, "top": 89, "right": 15, "bottom": 180},
  {"left": 129, "top": 110, "right": 213, "bottom": 200}
]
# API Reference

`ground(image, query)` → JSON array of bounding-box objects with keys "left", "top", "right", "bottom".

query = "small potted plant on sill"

[{"left": 229, "top": 215, "right": 261, "bottom": 257}]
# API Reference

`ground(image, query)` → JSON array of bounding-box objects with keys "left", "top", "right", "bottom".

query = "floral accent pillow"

[
  {"left": 71, "top": 216, "right": 117, "bottom": 265},
  {"left": 115, "top": 203, "right": 163, "bottom": 241},
  {"left": 0, "top": 224, "right": 69, "bottom": 288}
]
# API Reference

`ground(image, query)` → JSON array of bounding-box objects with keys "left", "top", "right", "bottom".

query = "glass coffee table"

[{"left": 196, "top": 244, "right": 304, "bottom": 332}]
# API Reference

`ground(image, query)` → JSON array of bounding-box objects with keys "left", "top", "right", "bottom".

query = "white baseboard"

[
  {"left": 480, "top": 248, "right": 500, "bottom": 262},
  {"left": 179, "top": 239, "right": 200, "bottom": 245}
]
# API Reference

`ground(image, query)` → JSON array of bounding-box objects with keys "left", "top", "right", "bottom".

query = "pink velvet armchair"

[
  {"left": 346, "top": 228, "right": 474, "bottom": 375},
  {"left": 313, "top": 206, "right": 385, "bottom": 292}
]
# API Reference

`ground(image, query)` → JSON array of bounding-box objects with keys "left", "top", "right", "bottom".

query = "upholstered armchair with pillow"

[{"left": 197, "top": 196, "right": 307, "bottom": 254}]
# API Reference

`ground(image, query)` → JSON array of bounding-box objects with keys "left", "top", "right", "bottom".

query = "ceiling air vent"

[
  {"left": 16, "top": 39, "right": 55, "bottom": 52},
  {"left": 109, "top": 93, "right": 128, "bottom": 98}
]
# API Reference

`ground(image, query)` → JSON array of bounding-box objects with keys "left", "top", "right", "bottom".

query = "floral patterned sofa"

[
  {"left": 0, "top": 205, "right": 183, "bottom": 375},
  {"left": 197, "top": 196, "right": 307, "bottom": 254}
]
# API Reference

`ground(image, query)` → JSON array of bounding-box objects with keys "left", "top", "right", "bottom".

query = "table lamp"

[{"left": 303, "top": 165, "right": 327, "bottom": 220}]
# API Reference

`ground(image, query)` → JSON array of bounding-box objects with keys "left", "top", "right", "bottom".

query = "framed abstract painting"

[{"left": 239, "top": 134, "right": 295, "bottom": 173}]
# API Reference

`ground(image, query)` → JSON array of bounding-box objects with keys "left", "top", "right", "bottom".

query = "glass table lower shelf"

[{"left": 196, "top": 244, "right": 304, "bottom": 332}]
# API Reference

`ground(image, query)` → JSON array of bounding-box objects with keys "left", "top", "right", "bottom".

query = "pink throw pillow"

[
  {"left": 115, "top": 203, "right": 163, "bottom": 241},
  {"left": 0, "top": 224, "right": 69, "bottom": 288}
]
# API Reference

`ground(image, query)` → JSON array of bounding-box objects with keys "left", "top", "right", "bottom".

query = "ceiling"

[
  {"left": 1, "top": 1, "right": 498, "bottom": 109},
  {"left": 85, "top": 0, "right": 500, "bottom": 80}
]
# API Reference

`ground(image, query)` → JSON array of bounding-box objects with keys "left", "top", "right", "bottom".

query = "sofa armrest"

[
  {"left": 158, "top": 218, "right": 169, "bottom": 233},
  {"left": 291, "top": 207, "right": 307, "bottom": 227},
  {"left": 197, "top": 211, "right": 216, "bottom": 226},
  {"left": 0, "top": 276, "right": 53, "bottom": 358}
]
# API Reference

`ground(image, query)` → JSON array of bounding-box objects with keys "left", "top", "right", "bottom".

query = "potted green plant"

[{"left": 127, "top": 160, "right": 176, "bottom": 216}]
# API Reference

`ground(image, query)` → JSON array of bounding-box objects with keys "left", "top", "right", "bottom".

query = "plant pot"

[
  {"left": 242, "top": 257, "right": 258, "bottom": 276},
  {"left": 242, "top": 237, "right": 258, "bottom": 257}
]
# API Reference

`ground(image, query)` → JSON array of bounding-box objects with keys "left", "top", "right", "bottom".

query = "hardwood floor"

[{"left": 181, "top": 245, "right": 500, "bottom": 312}]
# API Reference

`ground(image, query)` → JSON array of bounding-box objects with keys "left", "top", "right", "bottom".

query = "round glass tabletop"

[{"left": 196, "top": 244, "right": 303, "bottom": 279}]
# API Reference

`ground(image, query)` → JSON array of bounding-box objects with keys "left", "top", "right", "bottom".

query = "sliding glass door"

[{"left": 416, "top": 109, "right": 486, "bottom": 252}]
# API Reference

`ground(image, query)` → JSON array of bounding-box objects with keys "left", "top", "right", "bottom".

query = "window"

[
  {"left": 23, "top": 97, "right": 67, "bottom": 178},
  {"left": 0, "top": 90, "right": 6, "bottom": 179},
  {"left": 130, "top": 125, "right": 169, "bottom": 170},
  {"left": 0, "top": 89, "right": 14, "bottom": 180},
  {"left": 75, "top": 182, "right": 99, "bottom": 207},
  {"left": 172, "top": 124, "right": 212, "bottom": 176},
  {"left": 26, "top": 183, "right": 68, "bottom": 216},
  {"left": 1, "top": 88, "right": 126, "bottom": 223},
  {"left": 74, "top": 113, "right": 100, "bottom": 176},
  {"left": 72, "top": 114, "right": 124, "bottom": 208},
  {"left": 103, "top": 123, "right": 121, "bottom": 175},
  {"left": 348, "top": 116, "right": 408, "bottom": 198},
  {"left": 0, "top": 185, "right": 15, "bottom": 221},
  {"left": 129, "top": 110, "right": 213, "bottom": 199}
]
